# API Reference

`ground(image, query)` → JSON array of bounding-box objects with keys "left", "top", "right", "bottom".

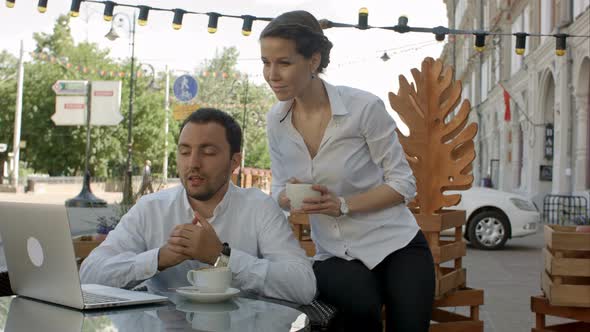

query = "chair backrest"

[{"left": 288, "top": 213, "right": 316, "bottom": 257}]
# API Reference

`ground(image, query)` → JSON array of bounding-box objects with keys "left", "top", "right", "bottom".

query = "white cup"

[
  {"left": 187, "top": 266, "right": 231, "bottom": 293},
  {"left": 286, "top": 183, "right": 321, "bottom": 210},
  {"left": 186, "top": 311, "right": 231, "bottom": 331}
]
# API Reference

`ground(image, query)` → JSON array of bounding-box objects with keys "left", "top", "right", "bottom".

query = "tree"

[
  {"left": 0, "top": 17, "right": 274, "bottom": 182},
  {"left": 0, "top": 15, "right": 168, "bottom": 178},
  {"left": 182, "top": 47, "right": 275, "bottom": 169}
]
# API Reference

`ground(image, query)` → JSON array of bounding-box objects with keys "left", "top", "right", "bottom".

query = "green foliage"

[
  {"left": 0, "top": 16, "right": 274, "bottom": 181},
  {"left": 188, "top": 47, "right": 275, "bottom": 169}
]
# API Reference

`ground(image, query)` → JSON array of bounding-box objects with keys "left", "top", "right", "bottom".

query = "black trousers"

[{"left": 313, "top": 230, "right": 435, "bottom": 332}]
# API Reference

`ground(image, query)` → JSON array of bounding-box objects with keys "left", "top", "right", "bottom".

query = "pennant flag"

[{"left": 501, "top": 84, "right": 511, "bottom": 122}]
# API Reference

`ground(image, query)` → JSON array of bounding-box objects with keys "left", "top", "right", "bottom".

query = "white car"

[{"left": 443, "top": 187, "right": 540, "bottom": 250}]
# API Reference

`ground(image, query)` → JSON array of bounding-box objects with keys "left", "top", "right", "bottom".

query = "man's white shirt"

[{"left": 80, "top": 183, "right": 316, "bottom": 304}]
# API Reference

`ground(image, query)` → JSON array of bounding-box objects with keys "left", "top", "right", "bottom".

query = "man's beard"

[
  {"left": 187, "top": 182, "right": 222, "bottom": 201},
  {"left": 183, "top": 169, "right": 230, "bottom": 202}
]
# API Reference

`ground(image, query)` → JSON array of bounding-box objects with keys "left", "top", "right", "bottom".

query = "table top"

[{"left": 0, "top": 292, "right": 310, "bottom": 332}]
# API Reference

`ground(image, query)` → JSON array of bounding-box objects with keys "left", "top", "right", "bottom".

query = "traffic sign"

[
  {"left": 52, "top": 80, "right": 88, "bottom": 95},
  {"left": 51, "top": 96, "right": 87, "bottom": 125},
  {"left": 173, "top": 75, "right": 198, "bottom": 102},
  {"left": 90, "top": 81, "right": 123, "bottom": 126},
  {"left": 0, "top": 143, "right": 7, "bottom": 153},
  {"left": 173, "top": 103, "right": 199, "bottom": 121}
]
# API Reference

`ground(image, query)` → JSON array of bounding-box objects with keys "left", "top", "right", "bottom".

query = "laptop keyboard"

[{"left": 82, "top": 291, "right": 128, "bottom": 304}]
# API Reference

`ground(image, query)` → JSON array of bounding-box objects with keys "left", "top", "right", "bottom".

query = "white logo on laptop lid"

[{"left": 26, "top": 237, "right": 44, "bottom": 267}]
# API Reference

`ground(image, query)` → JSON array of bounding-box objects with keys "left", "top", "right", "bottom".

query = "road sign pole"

[
  {"left": 163, "top": 66, "right": 170, "bottom": 185},
  {"left": 65, "top": 82, "right": 107, "bottom": 207},
  {"left": 11, "top": 40, "right": 24, "bottom": 187}
]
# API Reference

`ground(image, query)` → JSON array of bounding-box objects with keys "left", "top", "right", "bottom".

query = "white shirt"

[
  {"left": 79, "top": 184, "right": 316, "bottom": 305},
  {"left": 266, "top": 80, "right": 420, "bottom": 269}
]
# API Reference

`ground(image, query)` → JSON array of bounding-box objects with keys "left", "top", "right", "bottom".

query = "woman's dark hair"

[
  {"left": 180, "top": 108, "right": 242, "bottom": 155},
  {"left": 259, "top": 10, "right": 333, "bottom": 73}
]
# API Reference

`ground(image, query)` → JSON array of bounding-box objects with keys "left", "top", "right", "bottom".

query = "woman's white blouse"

[{"left": 266, "top": 80, "right": 420, "bottom": 269}]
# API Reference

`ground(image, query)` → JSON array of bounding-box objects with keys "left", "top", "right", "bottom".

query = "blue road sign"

[{"left": 173, "top": 75, "right": 198, "bottom": 102}]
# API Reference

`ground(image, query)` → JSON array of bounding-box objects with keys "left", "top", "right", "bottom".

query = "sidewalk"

[{"left": 0, "top": 187, "right": 122, "bottom": 205}]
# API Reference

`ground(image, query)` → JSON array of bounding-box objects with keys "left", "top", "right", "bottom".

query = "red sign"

[
  {"left": 64, "top": 103, "right": 85, "bottom": 109},
  {"left": 94, "top": 90, "right": 114, "bottom": 96}
]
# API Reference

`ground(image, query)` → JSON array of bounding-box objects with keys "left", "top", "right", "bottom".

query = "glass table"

[{"left": 0, "top": 291, "right": 310, "bottom": 332}]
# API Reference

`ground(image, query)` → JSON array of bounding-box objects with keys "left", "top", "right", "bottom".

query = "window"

[{"left": 481, "top": 59, "right": 489, "bottom": 100}]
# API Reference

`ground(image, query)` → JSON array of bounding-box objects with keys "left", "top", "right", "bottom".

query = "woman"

[{"left": 260, "top": 10, "right": 435, "bottom": 332}]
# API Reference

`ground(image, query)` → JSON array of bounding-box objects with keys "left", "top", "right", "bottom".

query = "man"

[
  {"left": 80, "top": 108, "right": 316, "bottom": 304},
  {"left": 137, "top": 160, "right": 154, "bottom": 196}
]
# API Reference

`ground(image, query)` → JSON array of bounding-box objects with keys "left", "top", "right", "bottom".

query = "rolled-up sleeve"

[
  {"left": 361, "top": 98, "right": 416, "bottom": 202},
  {"left": 228, "top": 202, "right": 316, "bottom": 305},
  {"left": 79, "top": 204, "right": 158, "bottom": 290}
]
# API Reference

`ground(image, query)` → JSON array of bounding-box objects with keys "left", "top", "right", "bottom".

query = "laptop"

[{"left": 0, "top": 201, "right": 169, "bottom": 309}]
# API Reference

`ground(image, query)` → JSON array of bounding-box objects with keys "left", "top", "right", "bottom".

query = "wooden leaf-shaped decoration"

[{"left": 389, "top": 57, "right": 478, "bottom": 215}]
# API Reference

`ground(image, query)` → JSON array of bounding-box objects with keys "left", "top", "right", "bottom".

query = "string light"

[
  {"left": 241, "top": 15, "right": 254, "bottom": 36},
  {"left": 138, "top": 5, "right": 149, "bottom": 26},
  {"left": 555, "top": 34, "right": 567, "bottom": 56},
  {"left": 69, "top": 0, "right": 81, "bottom": 17},
  {"left": 5, "top": 0, "right": 15, "bottom": 8},
  {"left": 357, "top": 7, "right": 368, "bottom": 30},
  {"left": 172, "top": 8, "right": 185, "bottom": 30},
  {"left": 37, "top": 0, "right": 48, "bottom": 13},
  {"left": 380, "top": 52, "right": 390, "bottom": 62},
  {"left": 432, "top": 26, "right": 449, "bottom": 42},
  {"left": 514, "top": 33, "right": 527, "bottom": 55},
  {"left": 474, "top": 33, "right": 487, "bottom": 52},
  {"left": 60, "top": 0, "right": 590, "bottom": 56},
  {"left": 102, "top": 1, "right": 115, "bottom": 21},
  {"left": 207, "top": 12, "right": 220, "bottom": 33}
]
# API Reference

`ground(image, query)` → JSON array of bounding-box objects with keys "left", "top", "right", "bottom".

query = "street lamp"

[{"left": 106, "top": 12, "right": 137, "bottom": 205}]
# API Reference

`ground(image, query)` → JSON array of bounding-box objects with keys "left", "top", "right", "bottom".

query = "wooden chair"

[{"left": 289, "top": 213, "right": 316, "bottom": 257}]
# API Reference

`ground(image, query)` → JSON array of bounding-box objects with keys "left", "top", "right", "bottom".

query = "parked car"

[{"left": 443, "top": 187, "right": 540, "bottom": 250}]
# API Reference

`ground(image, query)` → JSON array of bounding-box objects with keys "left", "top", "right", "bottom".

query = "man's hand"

[
  {"left": 157, "top": 244, "right": 190, "bottom": 271},
  {"left": 167, "top": 216, "right": 223, "bottom": 265}
]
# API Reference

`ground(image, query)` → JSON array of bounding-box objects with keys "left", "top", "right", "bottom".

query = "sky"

[{"left": 0, "top": 0, "right": 449, "bottom": 131}]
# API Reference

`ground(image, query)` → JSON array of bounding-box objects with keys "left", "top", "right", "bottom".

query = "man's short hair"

[{"left": 180, "top": 108, "right": 242, "bottom": 155}]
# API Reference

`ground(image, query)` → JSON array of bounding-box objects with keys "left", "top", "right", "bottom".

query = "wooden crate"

[
  {"left": 72, "top": 236, "right": 103, "bottom": 266},
  {"left": 542, "top": 225, "right": 590, "bottom": 307},
  {"left": 429, "top": 288, "right": 484, "bottom": 332},
  {"left": 415, "top": 210, "right": 467, "bottom": 298},
  {"left": 531, "top": 295, "right": 590, "bottom": 331}
]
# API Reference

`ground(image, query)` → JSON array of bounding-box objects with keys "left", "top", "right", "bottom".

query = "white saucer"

[{"left": 176, "top": 286, "right": 240, "bottom": 303}]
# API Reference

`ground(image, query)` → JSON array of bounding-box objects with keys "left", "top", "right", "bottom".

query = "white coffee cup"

[
  {"left": 186, "top": 311, "right": 231, "bottom": 331},
  {"left": 286, "top": 183, "right": 321, "bottom": 210},
  {"left": 187, "top": 266, "right": 231, "bottom": 293}
]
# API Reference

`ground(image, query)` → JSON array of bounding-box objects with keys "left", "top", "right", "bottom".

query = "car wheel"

[{"left": 467, "top": 210, "right": 509, "bottom": 250}]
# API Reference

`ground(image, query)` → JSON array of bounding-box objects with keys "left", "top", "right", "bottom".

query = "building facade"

[{"left": 441, "top": 0, "right": 590, "bottom": 208}]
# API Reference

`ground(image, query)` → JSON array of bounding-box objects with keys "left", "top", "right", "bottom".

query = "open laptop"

[{"left": 0, "top": 201, "right": 168, "bottom": 309}]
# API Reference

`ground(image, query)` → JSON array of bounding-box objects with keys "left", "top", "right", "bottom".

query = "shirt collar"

[
  {"left": 179, "top": 182, "right": 235, "bottom": 223},
  {"left": 275, "top": 79, "right": 350, "bottom": 121},
  {"left": 322, "top": 79, "right": 349, "bottom": 116}
]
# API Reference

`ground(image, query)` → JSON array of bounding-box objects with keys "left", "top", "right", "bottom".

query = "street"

[{"left": 462, "top": 230, "right": 572, "bottom": 331}]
